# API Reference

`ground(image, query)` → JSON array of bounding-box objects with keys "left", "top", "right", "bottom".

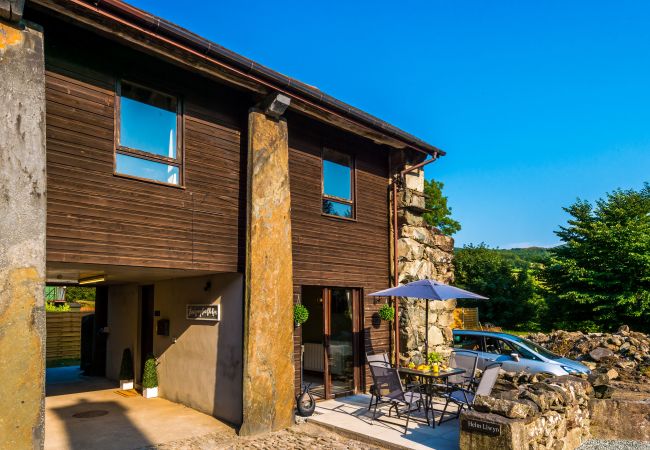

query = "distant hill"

[{"left": 454, "top": 246, "right": 553, "bottom": 269}]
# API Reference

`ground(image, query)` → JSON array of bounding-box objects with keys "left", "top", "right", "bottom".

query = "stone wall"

[
  {"left": 0, "top": 20, "right": 47, "bottom": 449},
  {"left": 460, "top": 375, "right": 593, "bottom": 450},
  {"left": 396, "top": 167, "right": 455, "bottom": 363}
]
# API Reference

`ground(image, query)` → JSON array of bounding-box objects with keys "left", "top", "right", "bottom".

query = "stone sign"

[
  {"left": 186, "top": 304, "right": 220, "bottom": 321},
  {"left": 461, "top": 418, "right": 502, "bottom": 436}
]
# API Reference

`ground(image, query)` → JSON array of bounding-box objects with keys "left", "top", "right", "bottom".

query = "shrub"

[
  {"left": 378, "top": 303, "right": 395, "bottom": 322},
  {"left": 45, "top": 302, "right": 70, "bottom": 313},
  {"left": 119, "top": 348, "right": 134, "bottom": 381},
  {"left": 142, "top": 355, "right": 158, "bottom": 389},
  {"left": 294, "top": 304, "right": 309, "bottom": 325}
]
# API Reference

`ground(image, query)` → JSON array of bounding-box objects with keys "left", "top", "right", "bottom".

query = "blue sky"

[{"left": 130, "top": 0, "right": 650, "bottom": 248}]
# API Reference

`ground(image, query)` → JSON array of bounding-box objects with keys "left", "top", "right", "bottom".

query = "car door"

[
  {"left": 482, "top": 337, "right": 522, "bottom": 372},
  {"left": 507, "top": 340, "right": 551, "bottom": 374}
]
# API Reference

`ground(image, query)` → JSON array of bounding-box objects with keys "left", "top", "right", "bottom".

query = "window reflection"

[
  {"left": 116, "top": 81, "right": 181, "bottom": 186},
  {"left": 322, "top": 148, "right": 353, "bottom": 217},
  {"left": 116, "top": 153, "right": 179, "bottom": 185},
  {"left": 322, "top": 199, "right": 353, "bottom": 218},
  {"left": 120, "top": 97, "right": 177, "bottom": 158}
]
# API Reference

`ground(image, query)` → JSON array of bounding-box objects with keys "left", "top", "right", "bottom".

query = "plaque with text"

[
  {"left": 186, "top": 304, "right": 220, "bottom": 321},
  {"left": 461, "top": 418, "right": 502, "bottom": 436}
]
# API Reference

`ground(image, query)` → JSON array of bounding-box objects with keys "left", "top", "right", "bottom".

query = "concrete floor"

[
  {"left": 45, "top": 367, "right": 235, "bottom": 450},
  {"left": 309, "top": 394, "right": 460, "bottom": 450}
]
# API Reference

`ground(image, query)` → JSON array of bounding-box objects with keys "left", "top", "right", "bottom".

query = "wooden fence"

[
  {"left": 453, "top": 307, "right": 480, "bottom": 330},
  {"left": 46, "top": 311, "right": 92, "bottom": 362}
]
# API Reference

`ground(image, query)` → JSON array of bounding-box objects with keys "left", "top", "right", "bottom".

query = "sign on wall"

[
  {"left": 186, "top": 304, "right": 220, "bottom": 321},
  {"left": 461, "top": 418, "right": 502, "bottom": 436}
]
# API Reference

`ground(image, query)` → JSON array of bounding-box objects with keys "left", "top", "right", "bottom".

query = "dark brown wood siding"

[
  {"left": 288, "top": 114, "right": 392, "bottom": 393},
  {"left": 43, "top": 17, "right": 247, "bottom": 272}
]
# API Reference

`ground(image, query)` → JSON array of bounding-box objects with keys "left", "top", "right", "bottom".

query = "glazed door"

[{"left": 323, "top": 287, "right": 361, "bottom": 398}]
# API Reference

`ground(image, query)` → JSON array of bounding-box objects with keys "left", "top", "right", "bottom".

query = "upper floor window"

[
  {"left": 115, "top": 81, "right": 182, "bottom": 186},
  {"left": 322, "top": 148, "right": 354, "bottom": 219}
]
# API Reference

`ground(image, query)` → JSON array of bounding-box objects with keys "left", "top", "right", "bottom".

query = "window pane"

[
  {"left": 120, "top": 86, "right": 177, "bottom": 158},
  {"left": 322, "top": 199, "right": 352, "bottom": 218},
  {"left": 323, "top": 149, "right": 351, "bottom": 200},
  {"left": 116, "top": 153, "right": 179, "bottom": 185},
  {"left": 453, "top": 334, "right": 482, "bottom": 351}
]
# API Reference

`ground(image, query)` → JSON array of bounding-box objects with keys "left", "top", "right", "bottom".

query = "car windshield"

[{"left": 510, "top": 335, "right": 562, "bottom": 360}]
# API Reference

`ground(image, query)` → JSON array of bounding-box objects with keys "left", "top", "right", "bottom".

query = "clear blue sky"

[{"left": 130, "top": 0, "right": 650, "bottom": 248}]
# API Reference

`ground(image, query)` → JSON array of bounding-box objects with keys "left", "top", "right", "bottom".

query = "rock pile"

[{"left": 527, "top": 325, "right": 650, "bottom": 387}]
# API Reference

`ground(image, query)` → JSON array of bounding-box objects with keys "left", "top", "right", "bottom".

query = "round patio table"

[{"left": 398, "top": 366, "right": 466, "bottom": 428}]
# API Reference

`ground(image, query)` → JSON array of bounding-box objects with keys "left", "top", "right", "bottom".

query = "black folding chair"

[
  {"left": 366, "top": 352, "right": 390, "bottom": 411},
  {"left": 368, "top": 361, "right": 429, "bottom": 434},
  {"left": 439, "top": 362, "right": 502, "bottom": 425}
]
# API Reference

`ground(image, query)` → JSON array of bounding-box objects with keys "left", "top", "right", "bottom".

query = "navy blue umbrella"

[
  {"left": 370, "top": 279, "right": 488, "bottom": 357},
  {"left": 369, "top": 279, "right": 488, "bottom": 301}
]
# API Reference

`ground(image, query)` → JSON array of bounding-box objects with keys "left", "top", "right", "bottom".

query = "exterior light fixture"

[
  {"left": 260, "top": 92, "right": 291, "bottom": 119},
  {"left": 78, "top": 275, "right": 106, "bottom": 285}
]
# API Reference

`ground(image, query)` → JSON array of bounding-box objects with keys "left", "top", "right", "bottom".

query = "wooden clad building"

[{"left": 21, "top": 0, "right": 443, "bottom": 430}]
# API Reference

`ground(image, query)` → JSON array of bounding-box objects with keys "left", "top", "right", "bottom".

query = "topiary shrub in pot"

[
  {"left": 119, "top": 348, "right": 134, "bottom": 390},
  {"left": 294, "top": 304, "right": 309, "bottom": 327},
  {"left": 142, "top": 354, "right": 158, "bottom": 398}
]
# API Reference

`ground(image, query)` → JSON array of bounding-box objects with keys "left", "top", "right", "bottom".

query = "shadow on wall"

[
  {"left": 50, "top": 398, "right": 152, "bottom": 450},
  {"left": 153, "top": 273, "right": 243, "bottom": 426}
]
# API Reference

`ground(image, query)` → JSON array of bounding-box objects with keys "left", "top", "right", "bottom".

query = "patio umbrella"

[{"left": 369, "top": 279, "right": 488, "bottom": 358}]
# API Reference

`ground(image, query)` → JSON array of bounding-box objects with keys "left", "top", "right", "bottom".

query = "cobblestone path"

[{"left": 140, "top": 422, "right": 386, "bottom": 450}]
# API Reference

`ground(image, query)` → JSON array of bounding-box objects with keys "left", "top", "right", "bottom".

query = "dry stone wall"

[
  {"left": 460, "top": 375, "right": 593, "bottom": 450},
  {"left": 396, "top": 167, "right": 455, "bottom": 363}
]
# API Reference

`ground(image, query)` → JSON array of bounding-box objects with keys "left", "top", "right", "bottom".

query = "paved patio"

[
  {"left": 308, "top": 394, "right": 460, "bottom": 450},
  {"left": 46, "top": 367, "right": 235, "bottom": 450}
]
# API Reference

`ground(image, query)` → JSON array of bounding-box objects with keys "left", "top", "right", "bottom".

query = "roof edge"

[{"left": 42, "top": 0, "right": 445, "bottom": 156}]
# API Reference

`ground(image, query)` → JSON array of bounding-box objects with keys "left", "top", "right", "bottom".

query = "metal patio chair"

[
  {"left": 368, "top": 361, "right": 429, "bottom": 434},
  {"left": 366, "top": 352, "right": 390, "bottom": 411},
  {"left": 448, "top": 350, "right": 479, "bottom": 391},
  {"left": 438, "top": 362, "right": 502, "bottom": 425}
]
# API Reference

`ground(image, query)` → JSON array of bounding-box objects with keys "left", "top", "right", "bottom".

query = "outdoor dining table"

[{"left": 397, "top": 366, "right": 466, "bottom": 428}]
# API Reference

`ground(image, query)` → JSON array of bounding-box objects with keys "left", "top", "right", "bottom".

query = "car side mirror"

[{"left": 510, "top": 353, "right": 520, "bottom": 362}]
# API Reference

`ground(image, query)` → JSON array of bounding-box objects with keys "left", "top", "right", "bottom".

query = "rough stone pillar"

[
  {"left": 0, "top": 18, "right": 47, "bottom": 450},
  {"left": 240, "top": 110, "right": 294, "bottom": 435}
]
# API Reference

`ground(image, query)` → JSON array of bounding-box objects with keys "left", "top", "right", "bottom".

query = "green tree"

[
  {"left": 541, "top": 183, "right": 650, "bottom": 331},
  {"left": 423, "top": 179, "right": 461, "bottom": 235},
  {"left": 65, "top": 286, "right": 96, "bottom": 302},
  {"left": 454, "top": 244, "right": 544, "bottom": 330}
]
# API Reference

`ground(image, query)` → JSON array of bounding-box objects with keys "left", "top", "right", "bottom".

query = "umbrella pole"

[{"left": 424, "top": 299, "right": 429, "bottom": 357}]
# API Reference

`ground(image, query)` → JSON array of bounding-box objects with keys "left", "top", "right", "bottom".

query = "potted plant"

[
  {"left": 427, "top": 351, "right": 444, "bottom": 374},
  {"left": 293, "top": 304, "right": 309, "bottom": 328},
  {"left": 378, "top": 303, "right": 395, "bottom": 322},
  {"left": 142, "top": 354, "right": 159, "bottom": 398},
  {"left": 118, "top": 348, "right": 134, "bottom": 390}
]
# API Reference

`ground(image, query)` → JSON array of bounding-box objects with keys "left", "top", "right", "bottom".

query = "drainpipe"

[{"left": 392, "top": 152, "right": 439, "bottom": 366}]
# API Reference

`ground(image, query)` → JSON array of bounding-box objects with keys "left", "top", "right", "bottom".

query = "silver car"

[{"left": 452, "top": 330, "right": 591, "bottom": 376}]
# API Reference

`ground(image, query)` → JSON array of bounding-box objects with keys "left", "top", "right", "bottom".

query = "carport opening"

[{"left": 44, "top": 263, "right": 244, "bottom": 429}]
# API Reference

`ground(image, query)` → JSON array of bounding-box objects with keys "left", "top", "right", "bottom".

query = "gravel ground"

[
  {"left": 578, "top": 440, "right": 650, "bottom": 450},
  {"left": 139, "top": 422, "right": 387, "bottom": 450}
]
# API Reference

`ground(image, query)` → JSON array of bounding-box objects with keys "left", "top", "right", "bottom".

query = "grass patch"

[{"left": 47, "top": 358, "right": 80, "bottom": 368}]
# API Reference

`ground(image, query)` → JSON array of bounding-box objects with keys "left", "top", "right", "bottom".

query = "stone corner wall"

[
  {"left": 460, "top": 374, "right": 593, "bottom": 450},
  {"left": 395, "top": 166, "right": 455, "bottom": 363}
]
